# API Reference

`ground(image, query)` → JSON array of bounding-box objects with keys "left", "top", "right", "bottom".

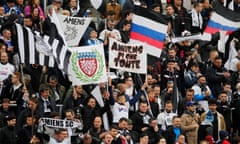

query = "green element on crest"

[{"left": 71, "top": 50, "right": 104, "bottom": 83}]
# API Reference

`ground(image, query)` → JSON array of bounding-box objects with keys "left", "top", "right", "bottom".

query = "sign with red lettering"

[{"left": 109, "top": 38, "right": 147, "bottom": 74}]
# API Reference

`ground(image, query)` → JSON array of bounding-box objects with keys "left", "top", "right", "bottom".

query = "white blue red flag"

[
  {"left": 204, "top": 12, "right": 239, "bottom": 34},
  {"left": 130, "top": 7, "right": 168, "bottom": 57},
  {"left": 205, "top": 2, "right": 240, "bottom": 34}
]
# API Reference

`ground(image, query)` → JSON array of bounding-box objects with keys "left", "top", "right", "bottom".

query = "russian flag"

[
  {"left": 130, "top": 7, "right": 168, "bottom": 57},
  {"left": 204, "top": 1, "right": 240, "bottom": 34},
  {"left": 204, "top": 12, "right": 239, "bottom": 34}
]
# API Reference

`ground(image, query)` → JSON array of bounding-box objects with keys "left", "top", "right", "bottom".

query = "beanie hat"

[{"left": 220, "top": 130, "right": 228, "bottom": 140}]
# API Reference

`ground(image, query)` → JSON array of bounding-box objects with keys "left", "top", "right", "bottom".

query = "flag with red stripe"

[
  {"left": 204, "top": 1, "right": 240, "bottom": 34},
  {"left": 130, "top": 7, "right": 168, "bottom": 57}
]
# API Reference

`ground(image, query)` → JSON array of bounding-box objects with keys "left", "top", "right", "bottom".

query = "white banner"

[
  {"left": 69, "top": 44, "right": 107, "bottom": 85},
  {"left": 171, "top": 33, "right": 212, "bottom": 43},
  {"left": 57, "top": 14, "right": 91, "bottom": 46},
  {"left": 218, "top": 30, "right": 228, "bottom": 53},
  {"left": 109, "top": 38, "right": 147, "bottom": 74},
  {"left": 41, "top": 118, "right": 81, "bottom": 128}
]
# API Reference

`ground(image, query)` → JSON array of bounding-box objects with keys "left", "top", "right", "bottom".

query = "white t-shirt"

[
  {"left": 157, "top": 111, "right": 177, "bottom": 131},
  {"left": 112, "top": 102, "right": 130, "bottom": 123},
  {"left": 99, "top": 29, "right": 122, "bottom": 42}
]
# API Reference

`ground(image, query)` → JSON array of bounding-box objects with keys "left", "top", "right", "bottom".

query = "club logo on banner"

[
  {"left": 109, "top": 38, "right": 147, "bottom": 74},
  {"left": 57, "top": 14, "right": 92, "bottom": 46},
  {"left": 69, "top": 44, "right": 107, "bottom": 85}
]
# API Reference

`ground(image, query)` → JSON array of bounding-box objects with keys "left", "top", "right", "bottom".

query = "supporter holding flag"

[
  {"left": 165, "top": 4, "right": 182, "bottom": 37},
  {"left": 173, "top": 0, "right": 190, "bottom": 35},
  {"left": 64, "top": 109, "right": 82, "bottom": 144},
  {"left": 189, "top": 2, "right": 204, "bottom": 34},
  {"left": 108, "top": 77, "right": 147, "bottom": 124},
  {"left": 17, "top": 114, "right": 39, "bottom": 144}
]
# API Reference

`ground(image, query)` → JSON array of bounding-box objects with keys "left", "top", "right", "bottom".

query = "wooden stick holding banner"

[
  {"left": 137, "top": 74, "right": 153, "bottom": 117},
  {"left": 20, "top": 64, "right": 34, "bottom": 136},
  {"left": 91, "top": 85, "right": 110, "bottom": 130}
]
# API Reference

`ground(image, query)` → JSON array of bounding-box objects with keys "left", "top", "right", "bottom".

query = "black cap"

[
  {"left": 208, "top": 98, "right": 217, "bottom": 105},
  {"left": 5, "top": 113, "right": 16, "bottom": 121},
  {"left": 167, "top": 59, "right": 176, "bottom": 63}
]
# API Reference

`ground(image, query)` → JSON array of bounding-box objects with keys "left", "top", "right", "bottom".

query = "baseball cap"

[
  {"left": 5, "top": 113, "right": 16, "bottom": 121},
  {"left": 219, "top": 130, "right": 228, "bottom": 140},
  {"left": 186, "top": 101, "right": 196, "bottom": 107},
  {"left": 86, "top": 9, "right": 92, "bottom": 14}
]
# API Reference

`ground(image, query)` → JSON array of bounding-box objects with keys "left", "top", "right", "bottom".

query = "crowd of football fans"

[{"left": 0, "top": 0, "right": 240, "bottom": 143}]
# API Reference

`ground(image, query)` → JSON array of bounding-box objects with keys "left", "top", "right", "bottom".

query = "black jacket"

[
  {"left": 130, "top": 111, "right": 152, "bottom": 134},
  {"left": 206, "top": 65, "right": 229, "bottom": 97},
  {"left": 0, "top": 126, "right": 18, "bottom": 144},
  {"left": 145, "top": 126, "right": 161, "bottom": 144},
  {"left": 37, "top": 96, "right": 57, "bottom": 117},
  {"left": 16, "top": 106, "right": 43, "bottom": 131},
  {"left": 165, "top": 126, "right": 186, "bottom": 144},
  {"left": 81, "top": 101, "right": 110, "bottom": 133}
]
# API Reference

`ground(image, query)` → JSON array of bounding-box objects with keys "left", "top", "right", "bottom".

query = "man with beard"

[
  {"left": 192, "top": 75, "right": 213, "bottom": 112},
  {"left": 0, "top": 114, "right": 18, "bottom": 143},
  {"left": 157, "top": 101, "right": 177, "bottom": 135}
]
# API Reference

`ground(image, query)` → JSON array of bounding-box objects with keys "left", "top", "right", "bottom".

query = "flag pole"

[
  {"left": 20, "top": 64, "right": 26, "bottom": 89},
  {"left": 20, "top": 64, "right": 34, "bottom": 136},
  {"left": 137, "top": 74, "right": 153, "bottom": 117}
]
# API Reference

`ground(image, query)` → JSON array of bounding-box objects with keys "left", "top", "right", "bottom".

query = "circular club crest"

[{"left": 71, "top": 50, "right": 103, "bottom": 82}]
